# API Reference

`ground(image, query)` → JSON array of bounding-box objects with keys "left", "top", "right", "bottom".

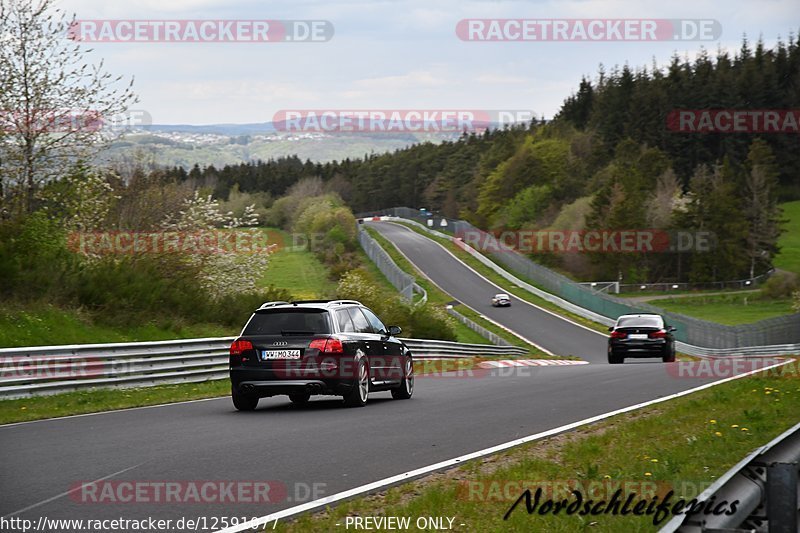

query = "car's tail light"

[
  {"left": 230, "top": 339, "right": 254, "bottom": 355},
  {"left": 309, "top": 337, "right": 344, "bottom": 354},
  {"left": 649, "top": 329, "right": 668, "bottom": 338},
  {"left": 610, "top": 330, "right": 627, "bottom": 339}
]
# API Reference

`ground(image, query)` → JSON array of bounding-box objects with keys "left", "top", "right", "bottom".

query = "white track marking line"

[
  {"left": 2, "top": 462, "right": 144, "bottom": 518},
  {"left": 215, "top": 358, "right": 792, "bottom": 533}
]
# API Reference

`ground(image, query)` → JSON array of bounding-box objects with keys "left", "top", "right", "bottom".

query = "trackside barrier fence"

[
  {"left": 0, "top": 338, "right": 527, "bottom": 399},
  {"left": 446, "top": 308, "right": 512, "bottom": 346},
  {"left": 358, "top": 209, "right": 800, "bottom": 352},
  {"left": 358, "top": 227, "right": 427, "bottom": 305},
  {"left": 358, "top": 224, "right": 520, "bottom": 347}
]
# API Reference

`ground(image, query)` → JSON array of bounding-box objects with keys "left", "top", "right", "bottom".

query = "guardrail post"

[{"left": 766, "top": 462, "right": 798, "bottom": 533}]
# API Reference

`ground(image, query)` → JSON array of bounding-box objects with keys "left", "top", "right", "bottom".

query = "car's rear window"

[
  {"left": 243, "top": 309, "right": 332, "bottom": 335},
  {"left": 616, "top": 316, "right": 664, "bottom": 329}
]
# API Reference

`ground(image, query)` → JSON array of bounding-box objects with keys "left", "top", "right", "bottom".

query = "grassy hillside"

[
  {"left": 256, "top": 228, "right": 337, "bottom": 299},
  {"left": 0, "top": 304, "right": 232, "bottom": 348},
  {"left": 654, "top": 293, "right": 794, "bottom": 325},
  {"left": 0, "top": 228, "right": 335, "bottom": 348},
  {"left": 775, "top": 200, "right": 800, "bottom": 275}
]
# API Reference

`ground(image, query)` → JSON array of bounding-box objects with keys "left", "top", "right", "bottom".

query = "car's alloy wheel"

[
  {"left": 344, "top": 359, "right": 369, "bottom": 407},
  {"left": 232, "top": 386, "right": 259, "bottom": 411},
  {"left": 392, "top": 356, "right": 414, "bottom": 400}
]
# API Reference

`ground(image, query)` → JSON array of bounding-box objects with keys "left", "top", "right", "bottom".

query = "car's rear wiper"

[{"left": 281, "top": 329, "right": 316, "bottom": 335}]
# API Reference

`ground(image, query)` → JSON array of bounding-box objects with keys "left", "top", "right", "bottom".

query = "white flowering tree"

[
  {"left": 38, "top": 164, "right": 119, "bottom": 231},
  {"left": 0, "top": 0, "right": 137, "bottom": 214},
  {"left": 161, "top": 192, "right": 272, "bottom": 299}
]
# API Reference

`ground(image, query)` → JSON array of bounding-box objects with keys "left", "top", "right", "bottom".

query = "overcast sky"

[{"left": 56, "top": 0, "right": 798, "bottom": 125}]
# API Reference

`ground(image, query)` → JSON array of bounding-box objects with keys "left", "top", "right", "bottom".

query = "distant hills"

[{"left": 99, "top": 118, "right": 531, "bottom": 168}]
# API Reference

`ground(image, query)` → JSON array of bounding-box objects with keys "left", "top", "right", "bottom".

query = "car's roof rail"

[
  {"left": 288, "top": 299, "right": 363, "bottom": 306},
  {"left": 259, "top": 301, "right": 291, "bottom": 309},
  {"left": 329, "top": 300, "right": 362, "bottom": 306}
]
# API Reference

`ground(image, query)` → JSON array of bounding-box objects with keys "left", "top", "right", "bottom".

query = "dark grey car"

[
  {"left": 607, "top": 314, "right": 676, "bottom": 364},
  {"left": 229, "top": 300, "right": 414, "bottom": 410}
]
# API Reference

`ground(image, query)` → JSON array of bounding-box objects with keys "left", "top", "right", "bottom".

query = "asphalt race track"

[
  {"left": 0, "top": 222, "right": 733, "bottom": 528},
  {"left": 366, "top": 221, "right": 604, "bottom": 361}
]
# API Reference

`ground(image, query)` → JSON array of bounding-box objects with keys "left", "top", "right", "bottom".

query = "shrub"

[
  {"left": 0, "top": 211, "right": 80, "bottom": 302},
  {"left": 760, "top": 271, "right": 798, "bottom": 300},
  {"left": 336, "top": 269, "right": 456, "bottom": 341}
]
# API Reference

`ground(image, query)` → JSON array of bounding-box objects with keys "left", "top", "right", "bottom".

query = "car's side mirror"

[
  {"left": 668, "top": 326, "right": 677, "bottom": 332},
  {"left": 607, "top": 326, "right": 614, "bottom": 332},
  {"left": 387, "top": 325, "right": 402, "bottom": 336}
]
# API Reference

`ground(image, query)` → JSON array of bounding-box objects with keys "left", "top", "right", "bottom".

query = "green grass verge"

[
  {"left": 775, "top": 200, "right": 800, "bottom": 275},
  {"left": 0, "top": 303, "right": 232, "bottom": 348},
  {"left": 0, "top": 379, "right": 231, "bottom": 425},
  {"left": 652, "top": 293, "right": 795, "bottom": 325},
  {"left": 617, "top": 288, "right": 760, "bottom": 299},
  {"left": 257, "top": 228, "right": 337, "bottom": 299},
  {"left": 364, "top": 227, "right": 557, "bottom": 358},
  {"left": 280, "top": 360, "right": 800, "bottom": 532}
]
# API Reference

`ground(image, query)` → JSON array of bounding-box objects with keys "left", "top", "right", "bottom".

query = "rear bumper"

[
  {"left": 231, "top": 369, "right": 354, "bottom": 397},
  {"left": 608, "top": 340, "right": 668, "bottom": 358}
]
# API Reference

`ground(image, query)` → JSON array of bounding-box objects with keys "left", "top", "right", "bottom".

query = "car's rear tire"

[
  {"left": 662, "top": 348, "right": 676, "bottom": 363},
  {"left": 232, "top": 386, "right": 259, "bottom": 411},
  {"left": 289, "top": 392, "right": 311, "bottom": 404},
  {"left": 343, "top": 359, "right": 369, "bottom": 407},
  {"left": 608, "top": 352, "right": 624, "bottom": 364},
  {"left": 391, "top": 356, "right": 414, "bottom": 400}
]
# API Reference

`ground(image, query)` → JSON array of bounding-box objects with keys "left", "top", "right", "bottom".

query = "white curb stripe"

[{"left": 477, "top": 359, "right": 589, "bottom": 368}]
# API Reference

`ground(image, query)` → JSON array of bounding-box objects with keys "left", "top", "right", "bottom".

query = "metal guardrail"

[
  {"left": 0, "top": 337, "right": 527, "bottom": 399},
  {"left": 358, "top": 226, "right": 427, "bottom": 305},
  {"left": 447, "top": 308, "right": 513, "bottom": 347},
  {"left": 619, "top": 271, "right": 773, "bottom": 294},
  {"left": 367, "top": 215, "right": 800, "bottom": 358},
  {"left": 661, "top": 419, "right": 800, "bottom": 532}
]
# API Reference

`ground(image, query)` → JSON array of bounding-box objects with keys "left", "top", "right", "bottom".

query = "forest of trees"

[{"left": 163, "top": 35, "right": 798, "bottom": 284}]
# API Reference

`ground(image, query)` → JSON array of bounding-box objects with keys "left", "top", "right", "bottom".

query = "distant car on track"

[
  {"left": 229, "top": 300, "right": 413, "bottom": 410},
  {"left": 607, "top": 313, "right": 676, "bottom": 364},
  {"left": 491, "top": 293, "right": 511, "bottom": 307}
]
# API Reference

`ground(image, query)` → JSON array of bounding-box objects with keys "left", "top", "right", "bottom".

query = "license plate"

[
  {"left": 261, "top": 349, "right": 301, "bottom": 360},
  {"left": 629, "top": 334, "right": 648, "bottom": 340}
]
